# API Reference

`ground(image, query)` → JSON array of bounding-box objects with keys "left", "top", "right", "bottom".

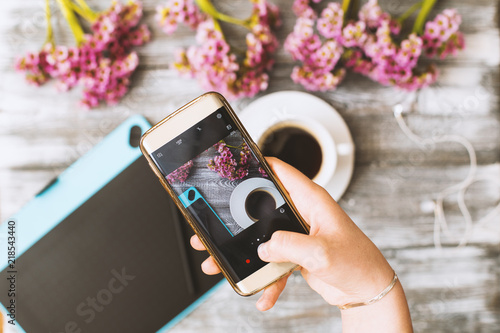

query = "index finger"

[{"left": 190, "top": 234, "right": 206, "bottom": 251}]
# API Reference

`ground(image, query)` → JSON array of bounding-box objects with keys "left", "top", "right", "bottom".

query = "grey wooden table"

[{"left": 1, "top": 0, "right": 499, "bottom": 332}]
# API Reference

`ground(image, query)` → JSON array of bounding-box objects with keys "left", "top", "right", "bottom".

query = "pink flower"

[
  {"left": 245, "top": 34, "right": 264, "bottom": 67},
  {"left": 424, "top": 21, "right": 441, "bottom": 39},
  {"left": 359, "top": 0, "right": 390, "bottom": 28},
  {"left": 422, "top": 9, "right": 464, "bottom": 59},
  {"left": 311, "top": 40, "right": 342, "bottom": 71},
  {"left": 207, "top": 141, "right": 252, "bottom": 180},
  {"left": 292, "top": 0, "right": 316, "bottom": 19},
  {"left": 156, "top": 0, "right": 205, "bottom": 34},
  {"left": 285, "top": 0, "right": 463, "bottom": 93},
  {"left": 167, "top": 160, "right": 194, "bottom": 183},
  {"left": 165, "top": 0, "right": 279, "bottom": 99},
  {"left": 284, "top": 33, "right": 305, "bottom": 61},
  {"left": 294, "top": 18, "right": 314, "bottom": 40},
  {"left": 344, "top": 50, "right": 374, "bottom": 76},
  {"left": 317, "top": 3, "right": 343, "bottom": 39},
  {"left": 389, "top": 19, "right": 401, "bottom": 35},
  {"left": 291, "top": 65, "right": 345, "bottom": 92},
  {"left": 341, "top": 21, "right": 367, "bottom": 48},
  {"left": 16, "top": 1, "right": 150, "bottom": 108}
]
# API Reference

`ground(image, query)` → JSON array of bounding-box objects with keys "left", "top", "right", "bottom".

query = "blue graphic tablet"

[{"left": 0, "top": 115, "right": 222, "bottom": 332}]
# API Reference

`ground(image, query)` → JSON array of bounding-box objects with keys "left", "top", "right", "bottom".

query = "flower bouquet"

[
  {"left": 15, "top": 0, "right": 151, "bottom": 108},
  {"left": 286, "top": 0, "right": 464, "bottom": 91},
  {"left": 156, "top": 0, "right": 281, "bottom": 99}
]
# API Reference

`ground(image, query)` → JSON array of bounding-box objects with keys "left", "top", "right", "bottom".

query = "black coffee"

[
  {"left": 245, "top": 190, "right": 276, "bottom": 221},
  {"left": 260, "top": 126, "right": 322, "bottom": 179}
]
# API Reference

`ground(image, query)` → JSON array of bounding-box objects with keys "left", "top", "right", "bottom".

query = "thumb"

[{"left": 258, "top": 231, "right": 325, "bottom": 273}]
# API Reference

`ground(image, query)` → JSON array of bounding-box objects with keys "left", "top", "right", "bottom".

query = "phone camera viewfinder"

[{"left": 188, "top": 189, "right": 196, "bottom": 201}]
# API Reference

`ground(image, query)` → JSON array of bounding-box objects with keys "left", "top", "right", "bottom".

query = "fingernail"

[
  {"left": 258, "top": 243, "right": 269, "bottom": 260},
  {"left": 256, "top": 299, "right": 269, "bottom": 311}
]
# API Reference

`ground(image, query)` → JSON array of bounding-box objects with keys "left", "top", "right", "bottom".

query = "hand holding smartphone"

[{"left": 140, "top": 92, "right": 309, "bottom": 296}]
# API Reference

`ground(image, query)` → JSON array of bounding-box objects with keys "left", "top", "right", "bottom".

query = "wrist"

[
  {"left": 334, "top": 262, "right": 395, "bottom": 306},
  {"left": 340, "top": 280, "right": 413, "bottom": 333},
  {"left": 338, "top": 270, "right": 398, "bottom": 310}
]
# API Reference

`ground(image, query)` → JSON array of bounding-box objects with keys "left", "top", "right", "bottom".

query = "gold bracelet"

[{"left": 337, "top": 271, "right": 398, "bottom": 310}]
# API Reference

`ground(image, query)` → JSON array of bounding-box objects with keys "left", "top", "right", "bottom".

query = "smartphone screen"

[{"left": 149, "top": 106, "right": 307, "bottom": 283}]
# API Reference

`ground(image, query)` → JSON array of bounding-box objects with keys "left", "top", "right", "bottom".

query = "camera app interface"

[{"left": 151, "top": 107, "right": 307, "bottom": 282}]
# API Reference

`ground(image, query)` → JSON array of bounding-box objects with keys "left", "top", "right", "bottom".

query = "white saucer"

[
  {"left": 229, "top": 178, "right": 285, "bottom": 229},
  {"left": 238, "top": 91, "right": 355, "bottom": 201}
]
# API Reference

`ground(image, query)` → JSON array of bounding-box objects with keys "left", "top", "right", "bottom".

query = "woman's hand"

[{"left": 190, "top": 157, "right": 412, "bottom": 332}]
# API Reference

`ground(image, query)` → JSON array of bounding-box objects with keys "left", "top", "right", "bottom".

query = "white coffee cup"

[{"left": 254, "top": 114, "right": 337, "bottom": 188}]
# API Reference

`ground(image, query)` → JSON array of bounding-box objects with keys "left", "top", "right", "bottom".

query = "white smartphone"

[{"left": 140, "top": 92, "right": 309, "bottom": 296}]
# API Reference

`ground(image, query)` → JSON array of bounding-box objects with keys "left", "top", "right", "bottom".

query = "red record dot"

[{"left": 245, "top": 259, "right": 250, "bottom": 264}]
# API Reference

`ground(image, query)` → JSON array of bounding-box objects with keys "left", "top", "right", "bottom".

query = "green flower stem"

[
  {"left": 56, "top": 0, "right": 85, "bottom": 45},
  {"left": 196, "top": 0, "right": 252, "bottom": 29},
  {"left": 74, "top": 0, "right": 98, "bottom": 22},
  {"left": 342, "top": 0, "right": 352, "bottom": 21},
  {"left": 351, "top": 0, "right": 360, "bottom": 21},
  {"left": 44, "top": 0, "right": 55, "bottom": 46},
  {"left": 226, "top": 144, "right": 245, "bottom": 149},
  {"left": 397, "top": 1, "right": 424, "bottom": 24},
  {"left": 70, "top": 0, "right": 98, "bottom": 23},
  {"left": 68, "top": 3, "right": 90, "bottom": 21},
  {"left": 413, "top": 0, "right": 437, "bottom": 34},
  {"left": 212, "top": 18, "right": 224, "bottom": 36}
]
